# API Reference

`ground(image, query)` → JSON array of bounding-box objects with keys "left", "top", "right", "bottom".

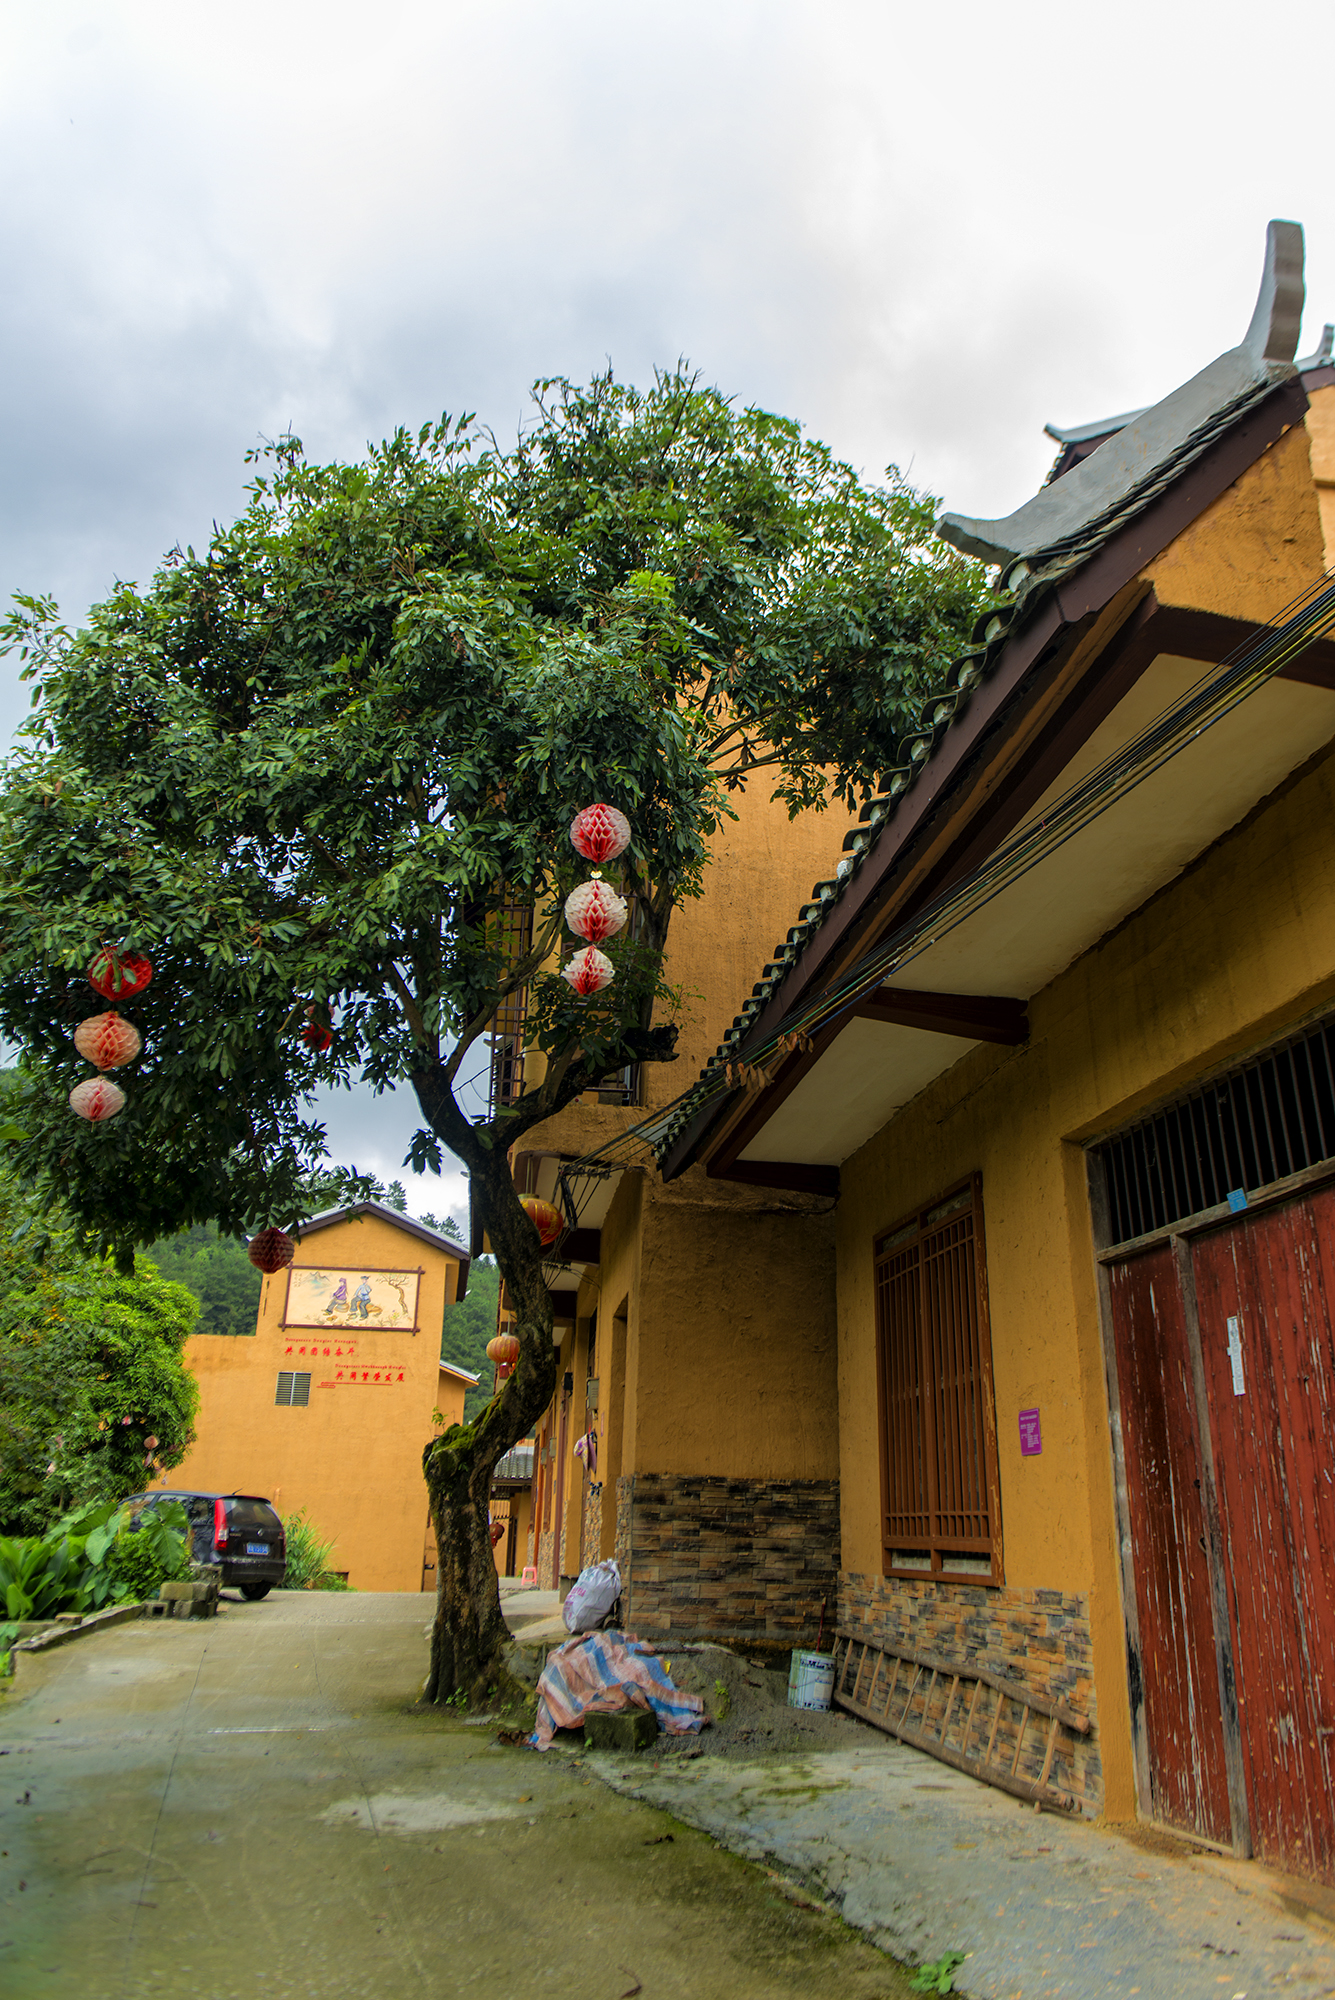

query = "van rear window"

[{"left": 226, "top": 1497, "right": 281, "bottom": 1532}]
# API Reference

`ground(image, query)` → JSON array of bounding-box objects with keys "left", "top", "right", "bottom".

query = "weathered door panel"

[
  {"left": 1107, "top": 1247, "right": 1233, "bottom": 1842},
  {"left": 1190, "top": 1193, "right": 1335, "bottom": 1884}
]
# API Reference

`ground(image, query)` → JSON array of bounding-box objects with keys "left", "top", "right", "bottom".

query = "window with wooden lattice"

[{"left": 873, "top": 1176, "right": 1003, "bottom": 1583}]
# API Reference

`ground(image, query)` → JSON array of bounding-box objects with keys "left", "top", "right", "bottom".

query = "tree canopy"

[{"left": 0, "top": 367, "right": 988, "bottom": 1691}]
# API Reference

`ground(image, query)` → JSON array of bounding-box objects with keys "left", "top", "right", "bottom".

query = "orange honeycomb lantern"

[
  {"left": 69, "top": 1076, "right": 126, "bottom": 1122},
  {"left": 569, "top": 803, "right": 631, "bottom": 865},
  {"left": 487, "top": 1331, "right": 520, "bottom": 1379},
  {"left": 73, "top": 1012, "right": 142, "bottom": 1070},
  {"left": 520, "top": 1196, "right": 564, "bottom": 1246},
  {"left": 87, "top": 948, "right": 153, "bottom": 1002},
  {"left": 247, "top": 1227, "right": 295, "bottom": 1274}
]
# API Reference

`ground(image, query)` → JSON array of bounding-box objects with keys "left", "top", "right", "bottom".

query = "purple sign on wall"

[{"left": 1018, "top": 1408, "right": 1043, "bottom": 1457}]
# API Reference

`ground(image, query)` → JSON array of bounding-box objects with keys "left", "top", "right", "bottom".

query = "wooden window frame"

[{"left": 873, "top": 1174, "right": 1004, "bottom": 1585}]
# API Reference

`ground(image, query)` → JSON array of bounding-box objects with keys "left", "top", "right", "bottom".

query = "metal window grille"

[
  {"left": 595, "top": 1062, "right": 640, "bottom": 1106},
  {"left": 1095, "top": 1015, "right": 1335, "bottom": 1247},
  {"left": 487, "top": 898, "right": 534, "bottom": 1117},
  {"left": 874, "top": 1179, "right": 1001, "bottom": 1582},
  {"left": 275, "top": 1371, "right": 311, "bottom": 1407}
]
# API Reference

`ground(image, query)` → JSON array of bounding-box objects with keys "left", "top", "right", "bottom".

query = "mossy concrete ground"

[{"left": 0, "top": 1589, "right": 917, "bottom": 2000}]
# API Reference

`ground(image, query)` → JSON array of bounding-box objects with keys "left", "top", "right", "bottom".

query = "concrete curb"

[{"left": 5, "top": 1603, "right": 149, "bottom": 1681}]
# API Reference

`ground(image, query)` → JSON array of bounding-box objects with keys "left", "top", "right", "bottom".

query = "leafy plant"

[
  {"left": 712, "top": 1677, "right": 731, "bottom": 1722},
  {"left": 910, "top": 1950, "right": 968, "bottom": 1994},
  {"left": 0, "top": 1531, "right": 86, "bottom": 1621},
  {"left": 105, "top": 1501, "right": 190, "bottom": 1602},
  {"left": 280, "top": 1508, "right": 349, "bottom": 1591}
]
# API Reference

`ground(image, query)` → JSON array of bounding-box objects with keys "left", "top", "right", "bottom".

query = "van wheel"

[{"left": 240, "top": 1582, "right": 272, "bottom": 1601}]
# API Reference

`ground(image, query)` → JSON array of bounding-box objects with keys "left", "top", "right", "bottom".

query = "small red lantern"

[
  {"left": 487, "top": 1331, "right": 520, "bottom": 1379},
  {"left": 564, "top": 878, "right": 628, "bottom": 945},
  {"left": 69, "top": 1077, "right": 126, "bottom": 1122},
  {"left": 247, "top": 1227, "right": 295, "bottom": 1274},
  {"left": 88, "top": 948, "right": 153, "bottom": 1002},
  {"left": 561, "top": 945, "right": 614, "bottom": 996},
  {"left": 301, "top": 1021, "right": 333, "bottom": 1052},
  {"left": 570, "top": 803, "right": 631, "bottom": 865},
  {"left": 519, "top": 1196, "right": 564, "bottom": 1247},
  {"left": 73, "top": 1012, "right": 142, "bottom": 1070}
]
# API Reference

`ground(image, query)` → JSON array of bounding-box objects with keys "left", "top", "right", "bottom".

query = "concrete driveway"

[{"left": 0, "top": 1591, "right": 913, "bottom": 2000}]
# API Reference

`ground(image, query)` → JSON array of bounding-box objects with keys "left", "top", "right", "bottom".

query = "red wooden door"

[
  {"left": 1107, "top": 1247, "right": 1233, "bottom": 1842},
  {"left": 1190, "top": 1191, "right": 1335, "bottom": 1884}
]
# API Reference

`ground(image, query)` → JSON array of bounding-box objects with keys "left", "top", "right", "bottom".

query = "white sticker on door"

[{"left": 1226, "top": 1314, "right": 1245, "bottom": 1396}]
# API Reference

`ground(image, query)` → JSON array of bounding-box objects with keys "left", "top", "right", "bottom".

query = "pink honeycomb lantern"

[
  {"left": 69, "top": 1077, "right": 127, "bottom": 1122},
  {"left": 561, "top": 945, "right": 615, "bottom": 996},
  {"left": 564, "top": 878, "right": 628, "bottom": 945},
  {"left": 73, "top": 1012, "right": 142, "bottom": 1070},
  {"left": 569, "top": 803, "right": 631, "bottom": 865}
]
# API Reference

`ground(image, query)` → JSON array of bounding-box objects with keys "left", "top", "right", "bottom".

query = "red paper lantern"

[
  {"left": 69, "top": 1077, "right": 126, "bottom": 1122},
  {"left": 519, "top": 1196, "right": 565, "bottom": 1247},
  {"left": 247, "top": 1227, "right": 295, "bottom": 1274},
  {"left": 560, "top": 945, "right": 614, "bottom": 996},
  {"left": 73, "top": 1012, "right": 142, "bottom": 1070},
  {"left": 487, "top": 1331, "right": 520, "bottom": 1379},
  {"left": 564, "top": 878, "right": 628, "bottom": 945},
  {"left": 301, "top": 1022, "right": 333, "bottom": 1052},
  {"left": 88, "top": 948, "right": 153, "bottom": 1002},
  {"left": 570, "top": 803, "right": 631, "bottom": 865}
]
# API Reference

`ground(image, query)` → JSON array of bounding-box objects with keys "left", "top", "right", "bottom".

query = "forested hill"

[
  {"left": 144, "top": 1224, "right": 262, "bottom": 1337},
  {"left": 144, "top": 1222, "right": 499, "bottom": 1420}
]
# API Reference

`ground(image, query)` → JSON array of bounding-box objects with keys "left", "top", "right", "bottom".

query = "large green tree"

[
  {"left": 0, "top": 370, "right": 986, "bottom": 1695},
  {"left": 0, "top": 1171, "right": 200, "bottom": 1535}
]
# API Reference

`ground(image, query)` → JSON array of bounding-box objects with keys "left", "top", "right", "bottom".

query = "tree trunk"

[{"left": 414, "top": 1066, "right": 558, "bottom": 1704}]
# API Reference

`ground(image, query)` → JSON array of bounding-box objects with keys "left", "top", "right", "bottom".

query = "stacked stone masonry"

[
  {"left": 841, "top": 1572, "right": 1103, "bottom": 1812},
  {"left": 616, "top": 1474, "right": 839, "bottom": 1648}
]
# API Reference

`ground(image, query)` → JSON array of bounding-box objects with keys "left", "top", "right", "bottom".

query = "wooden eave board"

[{"left": 738, "top": 656, "right": 1335, "bottom": 1169}]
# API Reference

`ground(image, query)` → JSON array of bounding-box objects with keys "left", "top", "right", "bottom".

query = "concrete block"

[
  {"left": 159, "top": 1581, "right": 194, "bottom": 1602},
  {"left": 583, "top": 1707, "right": 658, "bottom": 1752}
]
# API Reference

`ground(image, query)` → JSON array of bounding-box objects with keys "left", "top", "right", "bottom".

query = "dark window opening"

[
  {"left": 1095, "top": 1015, "right": 1335, "bottom": 1246},
  {"left": 874, "top": 1177, "right": 1002, "bottom": 1584}
]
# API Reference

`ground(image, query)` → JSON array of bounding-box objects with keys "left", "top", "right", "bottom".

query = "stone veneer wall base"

[
  {"left": 615, "top": 1473, "right": 839, "bottom": 1648},
  {"left": 840, "top": 1571, "right": 1103, "bottom": 1812}
]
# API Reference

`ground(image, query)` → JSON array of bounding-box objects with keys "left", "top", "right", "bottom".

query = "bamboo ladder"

[{"left": 830, "top": 1628, "right": 1091, "bottom": 1813}]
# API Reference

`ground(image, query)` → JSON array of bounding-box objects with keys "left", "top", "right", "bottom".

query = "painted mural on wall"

[{"left": 282, "top": 1266, "right": 420, "bottom": 1331}]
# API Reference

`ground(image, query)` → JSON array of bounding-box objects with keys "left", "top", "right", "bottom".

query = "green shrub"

[
  {"left": 280, "top": 1509, "right": 350, "bottom": 1591},
  {"left": 105, "top": 1505, "right": 190, "bottom": 1601}
]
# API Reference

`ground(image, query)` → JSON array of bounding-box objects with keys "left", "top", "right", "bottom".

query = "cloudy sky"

[{"left": 4, "top": 0, "right": 1332, "bottom": 1215}]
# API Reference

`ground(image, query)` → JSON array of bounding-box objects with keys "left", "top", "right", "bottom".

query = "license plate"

[{"left": 245, "top": 1542, "right": 270, "bottom": 1556}]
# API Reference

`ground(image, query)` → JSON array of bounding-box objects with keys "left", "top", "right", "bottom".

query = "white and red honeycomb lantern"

[
  {"left": 560, "top": 945, "right": 614, "bottom": 996},
  {"left": 69, "top": 1077, "right": 126, "bottom": 1122},
  {"left": 247, "top": 1227, "right": 295, "bottom": 1274},
  {"left": 87, "top": 948, "right": 153, "bottom": 1002},
  {"left": 519, "top": 1196, "right": 565, "bottom": 1247},
  {"left": 73, "top": 1012, "right": 142, "bottom": 1070},
  {"left": 569, "top": 803, "right": 630, "bottom": 866},
  {"left": 564, "top": 877, "right": 628, "bottom": 945}
]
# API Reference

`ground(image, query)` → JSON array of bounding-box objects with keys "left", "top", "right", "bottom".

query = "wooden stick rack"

[{"left": 830, "top": 1628, "right": 1091, "bottom": 1813}]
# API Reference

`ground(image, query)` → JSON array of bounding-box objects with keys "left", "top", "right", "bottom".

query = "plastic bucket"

[{"left": 787, "top": 1650, "right": 836, "bottom": 1710}]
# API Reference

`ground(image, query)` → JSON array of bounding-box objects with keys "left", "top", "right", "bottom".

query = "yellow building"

[
  {"left": 158, "top": 1202, "right": 476, "bottom": 1592},
  {"left": 661, "top": 222, "right": 1335, "bottom": 1885},
  {"left": 489, "top": 764, "right": 853, "bottom": 1627}
]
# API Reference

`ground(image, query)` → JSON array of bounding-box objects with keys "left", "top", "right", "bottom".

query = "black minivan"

[{"left": 124, "top": 1490, "right": 287, "bottom": 1599}]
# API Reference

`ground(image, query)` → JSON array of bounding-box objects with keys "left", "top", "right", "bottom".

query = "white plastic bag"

[{"left": 561, "top": 1557, "right": 622, "bottom": 1634}]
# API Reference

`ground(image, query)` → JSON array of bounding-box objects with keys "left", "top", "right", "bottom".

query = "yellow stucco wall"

[
  {"left": 835, "top": 409, "right": 1335, "bottom": 1819},
  {"left": 836, "top": 721, "right": 1335, "bottom": 1820},
  {"left": 158, "top": 1212, "right": 467, "bottom": 1592},
  {"left": 1300, "top": 381, "right": 1335, "bottom": 571}
]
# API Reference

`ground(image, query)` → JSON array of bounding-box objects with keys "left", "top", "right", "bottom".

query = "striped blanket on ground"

[{"left": 533, "top": 1630, "right": 706, "bottom": 1750}]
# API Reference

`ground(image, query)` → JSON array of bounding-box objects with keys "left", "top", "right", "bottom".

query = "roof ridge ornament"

[{"left": 938, "top": 219, "right": 1308, "bottom": 567}]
